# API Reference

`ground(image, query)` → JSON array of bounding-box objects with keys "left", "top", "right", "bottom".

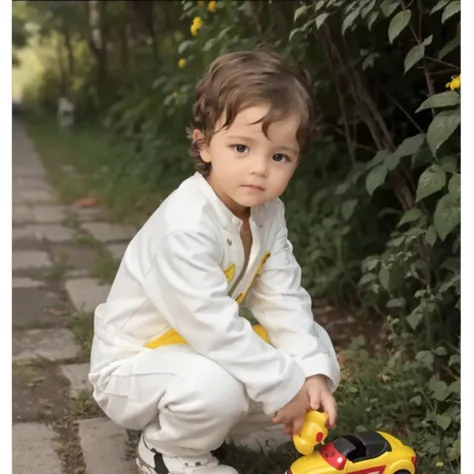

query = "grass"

[
  {"left": 44, "top": 254, "right": 70, "bottom": 282},
  {"left": 24, "top": 115, "right": 162, "bottom": 227},
  {"left": 68, "top": 389, "right": 103, "bottom": 418},
  {"left": 92, "top": 252, "right": 120, "bottom": 284},
  {"left": 69, "top": 311, "right": 94, "bottom": 358}
]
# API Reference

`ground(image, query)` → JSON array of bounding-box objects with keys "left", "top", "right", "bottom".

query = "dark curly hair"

[{"left": 187, "top": 49, "right": 317, "bottom": 176}]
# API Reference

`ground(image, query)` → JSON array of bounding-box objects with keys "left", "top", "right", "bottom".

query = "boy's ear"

[{"left": 192, "top": 129, "right": 211, "bottom": 163}]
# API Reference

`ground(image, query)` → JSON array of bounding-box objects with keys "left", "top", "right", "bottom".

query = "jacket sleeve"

[
  {"left": 247, "top": 204, "right": 340, "bottom": 392},
  {"left": 141, "top": 229, "right": 306, "bottom": 415}
]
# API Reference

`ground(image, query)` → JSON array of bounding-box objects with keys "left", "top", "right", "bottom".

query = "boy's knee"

[{"left": 181, "top": 360, "right": 250, "bottom": 420}]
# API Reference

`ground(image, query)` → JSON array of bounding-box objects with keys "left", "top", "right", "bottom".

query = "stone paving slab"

[
  {"left": 13, "top": 205, "right": 34, "bottom": 224},
  {"left": 82, "top": 222, "right": 136, "bottom": 243},
  {"left": 13, "top": 328, "right": 81, "bottom": 362},
  {"left": 65, "top": 278, "right": 111, "bottom": 313},
  {"left": 78, "top": 418, "right": 136, "bottom": 473},
  {"left": 12, "top": 250, "right": 51, "bottom": 270},
  {"left": 19, "top": 188, "right": 55, "bottom": 203},
  {"left": 12, "top": 422, "right": 62, "bottom": 474},
  {"left": 73, "top": 207, "right": 104, "bottom": 222},
  {"left": 51, "top": 244, "right": 98, "bottom": 275},
  {"left": 13, "top": 224, "right": 75, "bottom": 243},
  {"left": 12, "top": 277, "right": 44, "bottom": 288},
  {"left": 107, "top": 243, "right": 128, "bottom": 261},
  {"left": 32, "top": 205, "right": 68, "bottom": 224},
  {"left": 237, "top": 426, "right": 291, "bottom": 453},
  {"left": 61, "top": 363, "right": 92, "bottom": 397},
  {"left": 13, "top": 287, "right": 67, "bottom": 329}
]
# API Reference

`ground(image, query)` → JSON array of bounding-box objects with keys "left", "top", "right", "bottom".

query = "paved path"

[
  {"left": 12, "top": 119, "right": 289, "bottom": 473},
  {"left": 12, "top": 119, "right": 136, "bottom": 473}
]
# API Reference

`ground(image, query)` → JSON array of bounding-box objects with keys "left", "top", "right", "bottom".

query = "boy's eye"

[
  {"left": 272, "top": 153, "right": 290, "bottom": 163},
  {"left": 233, "top": 144, "right": 248, "bottom": 154}
]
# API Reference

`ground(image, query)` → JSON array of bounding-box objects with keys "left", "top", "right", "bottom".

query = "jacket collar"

[{"left": 191, "top": 172, "right": 263, "bottom": 232}]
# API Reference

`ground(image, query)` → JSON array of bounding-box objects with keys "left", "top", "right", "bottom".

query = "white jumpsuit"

[{"left": 89, "top": 172, "right": 340, "bottom": 457}]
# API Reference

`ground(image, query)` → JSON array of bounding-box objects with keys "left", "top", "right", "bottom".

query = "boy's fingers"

[
  {"left": 309, "top": 392, "right": 321, "bottom": 412},
  {"left": 292, "top": 415, "right": 306, "bottom": 435},
  {"left": 321, "top": 396, "right": 338, "bottom": 429}
]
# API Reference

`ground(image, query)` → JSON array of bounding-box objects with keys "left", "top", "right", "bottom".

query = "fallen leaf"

[{"left": 74, "top": 196, "right": 98, "bottom": 208}]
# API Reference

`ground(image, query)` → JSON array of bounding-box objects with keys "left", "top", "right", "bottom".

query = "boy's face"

[{"left": 194, "top": 104, "right": 301, "bottom": 219}]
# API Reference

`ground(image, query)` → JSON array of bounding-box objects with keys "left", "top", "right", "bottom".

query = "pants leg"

[{"left": 92, "top": 345, "right": 251, "bottom": 457}]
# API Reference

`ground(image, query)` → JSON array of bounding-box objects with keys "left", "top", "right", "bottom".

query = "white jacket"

[{"left": 89, "top": 172, "right": 340, "bottom": 415}]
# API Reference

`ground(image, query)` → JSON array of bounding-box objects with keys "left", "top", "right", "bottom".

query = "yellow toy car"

[{"left": 288, "top": 411, "right": 417, "bottom": 474}]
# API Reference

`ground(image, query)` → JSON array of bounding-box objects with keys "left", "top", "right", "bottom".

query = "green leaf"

[
  {"left": 407, "top": 312, "right": 422, "bottom": 330},
  {"left": 425, "top": 226, "right": 437, "bottom": 246},
  {"left": 448, "top": 174, "right": 460, "bottom": 200},
  {"left": 436, "top": 414, "right": 452, "bottom": 430},
  {"left": 178, "top": 40, "right": 194, "bottom": 55},
  {"left": 341, "top": 199, "right": 358, "bottom": 221},
  {"left": 416, "top": 165, "right": 447, "bottom": 202},
  {"left": 416, "top": 91, "right": 461, "bottom": 112},
  {"left": 434, "top": 194, "right": 460, "bottom": 240},
  {"left": 449, "top": 354, "right": 460, "bottom": 366},
  {"left": 342, "top": 9, "right": 360, "bottom": 34},
  {"left": 367, "top": 150, "right": 389, "bottom": 169},
  {"left": 427, "top": 108, "right": 460, "bottom": 155},
  {"left": 416, "top": 350, "right": 434, "bottom": 365},
  {"left": 404, "top": 43, "right": 426, "bottom": 72},
  {"left": 289, "top": 28, "right": 302, "bottom": 41},
  {"left": 335, "top": 181, "right": 351, "bottom": 195},
  {"left": 387, "top": 297, "right": 405, "bottom": 308},
  {"left": 433, "top": 346, "right": 448, "bottom": 356},
  {"left": 378, "top": 267, "right": 390, "bottom": 290},
  {"left": 367, "top": 10, "right": 379, "bottom": 30},
  {"left": 398, "top": 208, "right": 422, "bottom": 226},
  {"left": 315, "top": 0, "right": 326, "bottom": 10},
  {"left": 384, "top": 153, "right": 400, "bottom": 171},
  {"left": 430, "top": 0, "right": 450, "bottom": 14},
  {"left": 294, "top": 5, "right": 308, "bottom": 22},
  {"left": 381, "top": 0, "right": 401, "bottom": 17},
  {"left": 394, "top": 134, "right": 425, "bottom": 158},
  {"left": 359, "top": 272, "right": 376, "bottom": 285},
  {"left": 439, "top": 34, "right": 460, "bottom": 59},
  {"left": 388, "top": 10, "right": 411, "bottom": 43},
  {"left": 366, "top": 164, "right": 388, "bottom": 195},
  {"left": 430, "top": 379, "right": 449, "bottom": 401},
  {"left": 361, "top": 0, "right": 376, "bottom": 18},
  {"left": 410, "top": 395, "right": 422, "bottom": 406},
  {"left": 315, "top": 13, "right": 330, "bottom": 29},
  {"left": 440, "top": 155, "right": 458, "bottom": 173},
  {"left": 442, "top": 1, "right": 460, "bottom": 22}
]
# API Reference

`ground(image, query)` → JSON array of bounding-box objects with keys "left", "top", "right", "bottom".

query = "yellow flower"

[
  {"left": 190, "top": 17, "right": 203, "bottom": 36},
  {"left": 178, "top": 58, "right": 187, "bottom": 68},
  {"left": 208, "top": 1, "right": 217, "bottom": 12},
  {"left": 173, "top": 91, "right": 179, "bottom": 98},
  {"left": 193, "top": 16, "right": 203, "bottom": 28},
  {"left": 446, "top": 74, "right": 461, "bottom": 90}
]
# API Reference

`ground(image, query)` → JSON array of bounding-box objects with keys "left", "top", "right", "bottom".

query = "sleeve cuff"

[
  {"left": 262, "top": 363, "right": 306, "bottom": 415},
  {"left": 295, "top": 353, "right": 341, "bottom": 393}
]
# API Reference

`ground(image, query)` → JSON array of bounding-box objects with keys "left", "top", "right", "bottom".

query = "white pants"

[{"left": 93, "top": 345, "right": 279, "bottom": 457}]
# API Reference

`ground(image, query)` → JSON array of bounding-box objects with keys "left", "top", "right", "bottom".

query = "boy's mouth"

[{"left": 242, "top": 184, "right": 265, "bottom": 191}]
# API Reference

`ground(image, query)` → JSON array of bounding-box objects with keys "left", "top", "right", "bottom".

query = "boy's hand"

[
  {"left": 272, "top": 375, "right": 337, "bottom": 435},
  {"left": 272, "top": 385, "right": 309, "bottom": 436},
  {"left": 305, "top": 374, "right": 337, "bottom": 429}
]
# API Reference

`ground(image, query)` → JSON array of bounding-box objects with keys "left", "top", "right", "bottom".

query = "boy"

[{"left": 89, "top": 49, "right": 340, "bottom": 474}]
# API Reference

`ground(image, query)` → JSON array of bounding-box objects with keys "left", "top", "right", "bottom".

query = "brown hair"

[{"left": 188, "top": 49, "right": 317, "bottom": 176}]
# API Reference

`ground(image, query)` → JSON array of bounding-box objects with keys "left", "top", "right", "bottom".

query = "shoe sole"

[{"left": 136, "top": 457, "right": 155, "bottom": 474}]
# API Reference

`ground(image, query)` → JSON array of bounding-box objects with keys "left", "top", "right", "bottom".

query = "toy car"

[{"left": 288, "top": 411, "right": 417, "bottom": 474}]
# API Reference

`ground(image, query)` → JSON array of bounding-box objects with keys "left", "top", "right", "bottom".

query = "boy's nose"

[{"left": 250, "top": 156, "right": 268, "bottom": 177}]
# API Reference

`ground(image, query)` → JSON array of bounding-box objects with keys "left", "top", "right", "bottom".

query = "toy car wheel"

[{"left": 394, "top": 471, "right": 411, "bottom": 474}]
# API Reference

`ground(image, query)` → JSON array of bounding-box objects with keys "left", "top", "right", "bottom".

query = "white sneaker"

[{"left": 136, "top": 435, "right": 239, "bottom": 474}]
